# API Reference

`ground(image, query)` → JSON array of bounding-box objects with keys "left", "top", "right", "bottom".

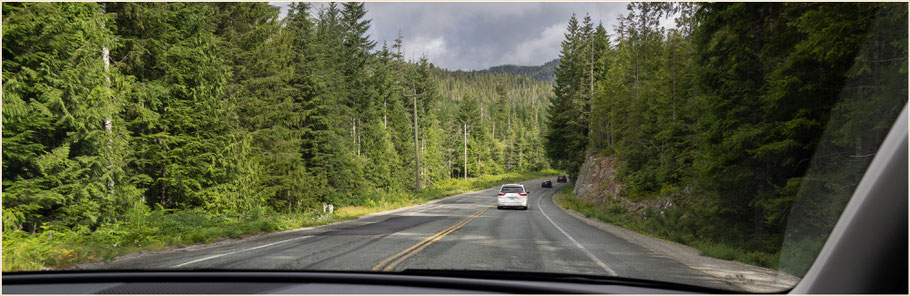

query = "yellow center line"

[
  {"left": 369, "top": 211, "right": 478, "bottom": 271},
  {"left": 372, "top": 204, "right": 493, "bottom": 271},
  {"left": 382, "top": 207, "right": 490, "bottom": 271}
]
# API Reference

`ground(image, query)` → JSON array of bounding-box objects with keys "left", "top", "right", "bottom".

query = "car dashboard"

[{"left": 2, "top": 270, "right": 736, "bottom": 294}]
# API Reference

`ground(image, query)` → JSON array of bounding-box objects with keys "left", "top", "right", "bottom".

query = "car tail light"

[
  {"left": 519, "top": 192, "right": 527, "bottom": 196},
  {"left": 498, "top": 192, "right": 505, "bottom": 196}
]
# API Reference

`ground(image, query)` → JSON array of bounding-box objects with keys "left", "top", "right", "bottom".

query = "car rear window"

[{"left": 501, "top": 186, "right": 524, "bottom": 193}]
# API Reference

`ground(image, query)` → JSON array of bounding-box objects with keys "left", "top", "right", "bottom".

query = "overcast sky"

[{"left": 270, "top": 2, "right": 631, "bottom": 71}]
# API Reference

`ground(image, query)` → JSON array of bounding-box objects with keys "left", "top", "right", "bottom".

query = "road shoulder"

[{"left": 550, "top": 192, "right": 800, "bottom": 292}]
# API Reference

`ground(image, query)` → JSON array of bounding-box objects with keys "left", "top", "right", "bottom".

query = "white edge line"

[
  {"left": 173, "top": 235, "right": 313, "bottom": 268},
  {"left": 537, "top": 188, "right": 618, "bottom": 276}
]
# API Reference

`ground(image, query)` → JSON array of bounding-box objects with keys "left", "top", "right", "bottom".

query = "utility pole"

[{"left": 405, "top": 86, "right": 423, "bottom": 190}]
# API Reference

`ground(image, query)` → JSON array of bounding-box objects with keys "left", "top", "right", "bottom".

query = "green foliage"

[
  {"left": 3, "top": 2, "right": 141, "bottom": 232},
  {"left": 2, "top": 2, "right": 556, "bottom": 271},
  {"left": 555, "top": 186, "right": 780, "bottom": 269},
  {"left": 478, "top": 59, "right": 559, "bottom": 83},
  {"left": 778, "top": 3, "right": 908, "bottom": 276},
  {"left": 546, "top": 2, "right": 906, "bottom": 274},
  {"left": 430, "top": 65, "right": 553, "bottom": 180}
]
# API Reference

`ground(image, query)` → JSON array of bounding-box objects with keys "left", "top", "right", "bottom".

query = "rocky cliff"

[
  {"left": 572, "top": 154, "right": 681, "bottom": 216},
  {"left": 572, "top": 155, "right": 621, "bottom": 202}
]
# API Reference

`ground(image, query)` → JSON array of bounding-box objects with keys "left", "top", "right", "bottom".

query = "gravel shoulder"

[{"left": 551, "top": 195, "right": 801, "bottom": 293}]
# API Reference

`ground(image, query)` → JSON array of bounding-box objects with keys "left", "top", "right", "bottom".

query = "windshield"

[
  {"left": 501, "top": 186, "right": 524, "bottom": 193},
  {"left": 2, "top": 1, "right": 906, "bottom": 293}
]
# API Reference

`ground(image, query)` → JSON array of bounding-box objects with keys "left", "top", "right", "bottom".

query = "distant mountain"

[{"left": 478, "top": 59, "right": 559, "bottom": 84}]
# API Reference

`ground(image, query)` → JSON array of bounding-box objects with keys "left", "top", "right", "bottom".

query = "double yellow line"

[{"left": 371, "top": 205, "right": 492, "bottom": 271}]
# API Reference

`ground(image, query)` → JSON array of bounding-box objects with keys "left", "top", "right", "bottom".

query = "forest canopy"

[
  {"left": 2, "top": 2, "right": 552, "bottom": 234},
  {"left": 544, "top": 2, "right": 906, "bottom": 274}
]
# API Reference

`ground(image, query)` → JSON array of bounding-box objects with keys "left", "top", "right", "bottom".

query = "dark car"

[
  {"left": 556, "top": 175, "right": 568, "bottom": 183},
  {"left": 541, "top": 180, "right": 552, "bottom": 188}
]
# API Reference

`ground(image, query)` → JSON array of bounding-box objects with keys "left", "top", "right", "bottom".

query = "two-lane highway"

[{"left": 94, "top": 179, "right": 737, "bottom": 290}]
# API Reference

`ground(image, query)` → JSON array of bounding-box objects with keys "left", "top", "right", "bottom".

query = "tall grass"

[{"left": 3, "top": 170, "right": 558, "bottom": 271}]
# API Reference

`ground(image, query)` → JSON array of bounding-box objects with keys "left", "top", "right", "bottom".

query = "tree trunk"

[
  {"left": 103, "top": 45, "right": 114, "bottom": 194},
  {"left": 353, "top": 118, "right": 360, "bottom": 156},
  {"left": 101, "top": 4, "right": 114, "bottom": 194},
  {"left": 478, "top": 150, "right": 481, "bottom": 176},
  {"left": 464, "top": 123, "right": 468, "bottom": 182},
  {"left": 589, "top": 39, "right": 595, "bottom": 113},
  {"left": 519, "top": 145, "right": 523, "bottom": 168},
  {"left": 160, "top": 168, "right": 168, "bottom": 207},
  {"left": 753, "top": 206, "right": 766, "bottom": 247},
  {"left": 413, "top": 90, "right": 420, "bottom": 190}
]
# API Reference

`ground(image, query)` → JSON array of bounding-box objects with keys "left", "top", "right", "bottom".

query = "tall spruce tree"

[
  {"left": 3, "top": 2, "right": 139, "bottom": 230},
  {"left": 546, "top": 14, "right": 589, "bottom": 178}
]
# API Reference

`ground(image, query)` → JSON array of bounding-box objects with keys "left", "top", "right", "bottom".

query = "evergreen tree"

[
  {"left": 546, "top": 14, "right": 589, "bottom": 179},
  {"left": 1, "top": 2, "right": 556, "bottom": 239},
  {"left": 3, "top": 2, "right": 139, "bottom": 231},
  {"left": 544, "top": 2, "right": 905, "bottom": 265},
  {"left": 779, "top": 3, "right": 907, "bottom": 275}
]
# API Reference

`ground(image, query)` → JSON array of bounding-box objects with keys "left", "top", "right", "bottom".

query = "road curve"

[{"left": 93, "top": 179, "right": 738, "bottom": 290}]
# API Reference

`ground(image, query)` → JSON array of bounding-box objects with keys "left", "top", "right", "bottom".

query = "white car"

[{"left": 497, "top": 184, "right": 529, "bottom": 210}]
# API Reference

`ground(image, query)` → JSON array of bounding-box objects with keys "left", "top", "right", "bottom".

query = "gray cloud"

[{"left": 271, "top": 2, "right": 630, "bottom": 71}]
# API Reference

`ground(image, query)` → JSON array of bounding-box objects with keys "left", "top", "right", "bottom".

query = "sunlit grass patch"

[{"left": 335, "top": 205, "right": 393, "bottom": 218}]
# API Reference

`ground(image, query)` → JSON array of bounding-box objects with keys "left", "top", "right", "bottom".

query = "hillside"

[
  {"left": 429, "top": 67, "right": 554, "bottom": 175},
  {"left": 476, "top": 59, "right": 558, "bottom": 84}
]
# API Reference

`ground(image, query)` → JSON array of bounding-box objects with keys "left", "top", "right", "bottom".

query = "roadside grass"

[
  {"left": 553, "top": 186, "right": 779, "bottom": 269},
  {"left": 2, "top": 170, "right": 559, "bottom": 272}
]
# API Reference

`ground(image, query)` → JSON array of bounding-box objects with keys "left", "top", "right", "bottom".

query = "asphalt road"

[{"left": 96, "top": 179, "right": 736, "bottom": 290}]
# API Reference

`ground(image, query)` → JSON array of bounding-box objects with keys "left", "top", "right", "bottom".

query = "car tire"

[{"left": 497, "top": 206, "right": 503, "bottom": 210}]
